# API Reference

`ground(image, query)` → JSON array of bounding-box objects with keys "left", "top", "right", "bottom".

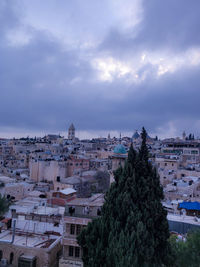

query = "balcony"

[
  {"left": 65, "top": 204, "right": 101, "bottom": 220},
  {"left": 64, "top": 211, "right": 99, "bottom": 219},
  {"left": 62, "top": 236, "right": 78, "bottom": 246}
]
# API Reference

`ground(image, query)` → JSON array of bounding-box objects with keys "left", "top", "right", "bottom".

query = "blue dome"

[
  {"left": 132, "top": 131, "right": 140, "bottom": 139},
  {"left": 113, "top": 144, "right": 126, "bottom": 154}
]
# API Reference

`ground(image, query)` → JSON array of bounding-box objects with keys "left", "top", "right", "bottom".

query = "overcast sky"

[{"left": 1, "top": 0, "right": 200, "bottom": 139}]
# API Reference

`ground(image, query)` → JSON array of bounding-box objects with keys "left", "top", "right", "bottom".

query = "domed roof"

[
  {"left": 132, "top": 130, "right": 140, "bottom": 139},
  {"left": 113, "top": 144, "right": 126, "bottom": 154}
]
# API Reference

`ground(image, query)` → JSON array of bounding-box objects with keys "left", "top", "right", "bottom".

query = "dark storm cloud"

[
  {"left": 114, "top": 66, "right": 200, "bottom": 130},
  {"left": 0, "top": 3, "right": 95, "bottom": 131},
  {"left": 0, "top": 33, "right": 94, "bottom": 130},
  {"left": 1, "top": 0, "right": 200, "bottom": 137},
  {"left": 79, "top": 64, "right": 200, "bottom": 134},
  {"left": 139, "top": 0, "right": 200, "bottom": 50},
  {"left": 101, "top": 0, "right": 200, "bottom": 55}
]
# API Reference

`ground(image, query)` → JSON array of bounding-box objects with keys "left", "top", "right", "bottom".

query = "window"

[
  {"left": 69, "top": 206, "right": 75, "bottom": 216},
  {"left": 165, "top": 163, "right": 167, "bottom": 166},
  {"left": 75, "top": 247, "right": 80, "bottom": 258},
  {"left": 69, "top": 246, "right": 74, "bottom": 257},
  {"left": 10, "top": 252, "right": 14, "bottom": 264},
  {"left": 0, "top": 250, "right": 2, "bottom": 260},
  {"left": 18, "top": 257, "right": 37, "bottom": 267},
  {"left": 70, "top": 224, "right": 75, "bottom": 235},
  {"left": 76, "top": 225, "right": 81, "bottom": 235}
]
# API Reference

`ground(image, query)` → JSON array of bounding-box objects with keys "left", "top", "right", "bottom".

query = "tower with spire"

[{"left": 68, "top": 123, "right": 75, "bottom": 140}]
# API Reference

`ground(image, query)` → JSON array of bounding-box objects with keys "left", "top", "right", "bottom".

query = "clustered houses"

[
  {"left": 0, "top": 126, "right": 200, "bottom": 266},
  {"left": 154, "top": 134, "right": 200, "bottom": 202}
]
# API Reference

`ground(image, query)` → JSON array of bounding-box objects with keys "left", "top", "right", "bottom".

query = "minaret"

[
  {"left": 68, "top": 123, "right": 75, "bottom": 140},
  {"left": 182, "top": 131, "right": 186, "bottom": 141}
]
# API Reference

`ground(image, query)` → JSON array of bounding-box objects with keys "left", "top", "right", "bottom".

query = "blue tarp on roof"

[{"left": 179, "top": 201, "right": 200, "bottom": 211}]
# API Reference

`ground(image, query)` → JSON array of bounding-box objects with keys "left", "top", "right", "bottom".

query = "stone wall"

[{"left": 0, "top": 236, "right": 62, "bottom": 267}]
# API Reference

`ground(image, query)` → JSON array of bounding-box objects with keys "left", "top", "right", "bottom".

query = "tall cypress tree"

[{"left": 78, "top": 128, "right": 172, "bottom": 267}]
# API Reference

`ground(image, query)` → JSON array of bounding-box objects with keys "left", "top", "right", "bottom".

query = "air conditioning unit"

[{"left": 1, "top": 258, "right": 8, "bottom": 266}]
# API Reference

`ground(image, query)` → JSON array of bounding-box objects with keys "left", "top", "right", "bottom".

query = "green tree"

[
  {"left": 170, "top": 230, "right": 200, "bottom": 267},
  {"left": 0, "top": 194, "right": 10, "bottom": 216},
  {"left": 94, "top": 171, "right": 110, "bottom": 193},
  {"left": 78, "top": 127, "right": 172, "bottom": 267}
]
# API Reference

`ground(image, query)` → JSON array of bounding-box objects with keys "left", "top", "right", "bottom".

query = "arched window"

[{"left": 10, "top": 252, "right": 14, "bottom": 264}]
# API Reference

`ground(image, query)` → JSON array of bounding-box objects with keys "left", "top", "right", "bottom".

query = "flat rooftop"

[
  {"left": 167, "top": 214, "right": 200, "bottom": 226},
  {"left": 67, "top": 194, "right": 104, "bottom": 207},
  {"left": 11, "top": 199, "right": 62, "bottom": 215},
  {"left": 14, "top": 218, "right": 63, "bottom": 234},
  {"left": 0, "top": 230, "right": 59, "bottom": 248}
]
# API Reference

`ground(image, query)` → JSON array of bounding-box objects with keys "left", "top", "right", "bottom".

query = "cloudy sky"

[{"left": 1, "top": 0, "right": 200, "bottom": 139}]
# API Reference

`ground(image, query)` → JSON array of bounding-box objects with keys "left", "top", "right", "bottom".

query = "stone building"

[
  {"left": 0, "top": 201, "right": 63, "bottom": 267},
  {"left": 59, "top": 194, "right": 104, "bottom": 267},
  {"left": 66, "top": 157, "right": 90, "bottom": 177},
  {"left": 110, "top": 144, "right": 127, "bottom": 172},
  {"left": 68, "top": 124, "right": 75, "bottom": 141},
  {"left": 29, "top": 160, "right": 68, "bottom": 183},
  {"left": 0, "top": 228, "right": 62, "bottom": 267}
]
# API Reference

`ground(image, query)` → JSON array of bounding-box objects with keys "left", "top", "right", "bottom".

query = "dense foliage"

[
  {"left": 170, "top": 231, "right": 200, "bottom": 267},
  {"left": 0, "top": 194, "right": 10, "bottom": 216},
  {"left": 78, "top": 128, "right": 172, "bottom": 267},
  {"left": 93, "top": 170, "right": 110, "bottom": 193}
]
